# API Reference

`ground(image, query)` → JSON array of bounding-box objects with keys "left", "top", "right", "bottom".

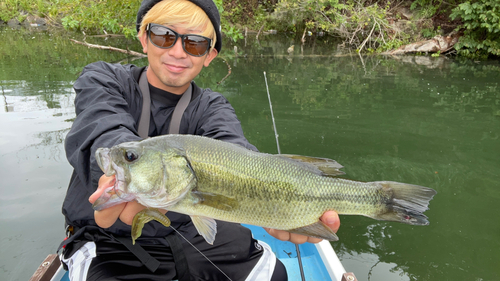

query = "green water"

[{"left": 1, "top": 26, "right": 499, "bottom": 281}]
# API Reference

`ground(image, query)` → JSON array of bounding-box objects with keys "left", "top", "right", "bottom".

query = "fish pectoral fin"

[
  {"left": 288, "top": 221, "right": 339, "bottom": 241},
  {"left": 159, "top": 150, "right": 197, "bottom": 206},
  {"left": 131, "top": 208, "right": 171, "bottom": 245},
  {"left": 277, "top": 154, "right": 345, "bottom": 177},
  {"left": 191, "top": 215, "right": 217, "bottom": 245},
  {"left": 191, "top": 191, "right": 238, "bottom": 211}
]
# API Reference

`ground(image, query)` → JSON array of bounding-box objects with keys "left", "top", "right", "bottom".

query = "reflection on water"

[{"left": 1, "top": 26, "right": 499, "bottom": 281}]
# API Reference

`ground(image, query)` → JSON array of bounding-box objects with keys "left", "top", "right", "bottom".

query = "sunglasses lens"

[
  {"left": 150, "top": 25, "right": 177, "bottom": 48},
  {"left": 183, "top": 36, "right": 210, "bottom": 56},
  {"left": 148, "top": 24, "right": 211, "bottom": 56}
]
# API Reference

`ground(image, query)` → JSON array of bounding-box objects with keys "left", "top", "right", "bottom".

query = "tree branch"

[
  {"left": 358, "top": 18, "right": 377, "bottom": 53},
  {"left": 69, "top": 39, "right": 146, "bottom": 57}
]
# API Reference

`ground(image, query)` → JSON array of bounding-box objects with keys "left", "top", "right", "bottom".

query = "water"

[{"left": 1, "top": 26, "right": 499, "bottom": 281}]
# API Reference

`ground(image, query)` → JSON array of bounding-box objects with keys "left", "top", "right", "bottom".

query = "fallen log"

[{"left": 382, "top": 32, "right": 461, "bottom": 55}]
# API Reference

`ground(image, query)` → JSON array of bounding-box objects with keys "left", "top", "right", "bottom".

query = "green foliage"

[
  {"left": 411, "top": 0, "right": 437, "bottom": 17},
  {"left": 217, "top": 0, "right": 265, "bottom": 42},
  {"left": 2, "top": 0, "right": 140, "bottom": 38},
  {"left": 431, "top": 50, "right": 441, "bottom": 57},
  {"left": 1, "top": 0, "right": 33, "bottom": 22},
  {"left": 2, "top": 0, "right": 246, "bottom": 43},
  {"left": 268, "top": 0, "right": 410, "bottom": 52},
  {"left": 58, "top": 0, "right": 140, "bottom": 38},
  {"left": 450, "top": 0, "right": 500, "bottom": 58},
  {"left": 410, "top": 0, "right": 499, "bottom": 58},
  {"left": 61, "top": 15, "right": 79, "bottom": 30},
  {"left": 422, "top": 28, "right": 436, "bottom": 38},
  {"left": 214, "top": 0, "right": 244, "bottom": 42},
  {"left": 269, "top": 0, "right": 347, "bottom": 33},
  {"left": 4, "top": 0, "right": 500, "bottom": 58},
  {"left": 224, "top": 25, "right": 244, "bottom": 41},
  {"left": 410, "top": 0, "right": 460, "bottom": 16}
]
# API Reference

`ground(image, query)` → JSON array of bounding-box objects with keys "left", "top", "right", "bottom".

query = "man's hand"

[
  {"left": 89, "top": 175, "right": 166, "bottom": 228},
  {"left": 264, "top": 211, "right": 340, "bottom": 244}
]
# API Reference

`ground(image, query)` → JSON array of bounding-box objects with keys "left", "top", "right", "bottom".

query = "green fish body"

[{"left": 94, "top": 134, "right": 436, "bottom": 244}]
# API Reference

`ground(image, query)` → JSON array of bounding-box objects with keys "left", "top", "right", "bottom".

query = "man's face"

[{"left": 140, "top": 23, "right": 218, "bottom": 95}]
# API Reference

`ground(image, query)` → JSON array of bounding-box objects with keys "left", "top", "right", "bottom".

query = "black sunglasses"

[{"left": 147, "top": 23, "right": 212, "bottom": 57}]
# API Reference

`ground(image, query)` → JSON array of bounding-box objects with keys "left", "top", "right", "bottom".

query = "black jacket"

[{"left": 63, "top": 61, "right": 256, "bottom": 238}]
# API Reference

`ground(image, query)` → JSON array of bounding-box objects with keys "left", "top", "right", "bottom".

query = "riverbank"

[{"left": 1, "top": 0, "right": 498, "bottom": 59}]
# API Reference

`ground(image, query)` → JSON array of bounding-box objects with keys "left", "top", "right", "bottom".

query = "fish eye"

[{"left": 124, "top": 150, "right": 139, "bottom": 162}]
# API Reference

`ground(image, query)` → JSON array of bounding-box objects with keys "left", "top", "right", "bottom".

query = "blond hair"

[{"left": 138, "top": 0, "right": 216, "bottom": 50}]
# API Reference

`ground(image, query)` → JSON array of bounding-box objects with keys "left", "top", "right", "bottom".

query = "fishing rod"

[
  {"left": 264, "top": 71, "right": 307, "bottom": 281},
  {"left": 263, "top": 71, "right": 281, "bottom": 154},
  {"left": 169, "top": 225, "right": 233, "bottom": 281}
]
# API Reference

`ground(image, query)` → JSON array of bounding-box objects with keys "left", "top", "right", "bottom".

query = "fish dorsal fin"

[
  {"left": 191, "top": 215, "right": 217, "bottom": 245},
  {"left": 288, "top": 221, "right": 339, "bottom": 241},
  {"left": 191, "top": 190, "right": 239, "bottom": 211},
  {"left": 277, "top": 154, "right": 345, "bottom": 177}
]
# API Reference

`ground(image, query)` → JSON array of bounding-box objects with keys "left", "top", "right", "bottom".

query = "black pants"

[{"left": 70, "top": 222, "right": 287, "bottom": 281}]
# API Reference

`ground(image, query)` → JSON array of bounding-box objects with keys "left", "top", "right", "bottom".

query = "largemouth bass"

[{"left": 93, "top": 134, "right": 436, "bottom": 245}]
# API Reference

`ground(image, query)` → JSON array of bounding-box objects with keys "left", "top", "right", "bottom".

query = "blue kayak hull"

[{"left": 244, "top": 224, "right": 343, "bottom": 281}]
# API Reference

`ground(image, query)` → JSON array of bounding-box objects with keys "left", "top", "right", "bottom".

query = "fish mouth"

[
  {"left": 96, "top": 148, "right": 114, "bottom": 176},
  {"left": 93, "top": 148, "right": 136, "bottom": 211}
]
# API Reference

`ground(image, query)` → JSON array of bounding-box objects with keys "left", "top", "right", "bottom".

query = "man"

[{"left": 60, "top": 0, "right": 340, "bottom": 280}]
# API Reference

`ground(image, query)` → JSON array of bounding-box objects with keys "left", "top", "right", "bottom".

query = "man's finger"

[
  {"left": 288, "top": 233, "right": 308, "bottom": 244},
  {"left": 264, "top": 228, "right": 290, "bottom": 242},
  {"left": 89, "top": 175, "right": 116, "bottom": 204},
  {"left": 94, "top": 203, "right": 126, "bottom": 228},
  {"left": 320, "top": 210, "right": 340, "bottom": 233},
  {"left": 119, "top": 201, "right": 147, "bottom": 225}
]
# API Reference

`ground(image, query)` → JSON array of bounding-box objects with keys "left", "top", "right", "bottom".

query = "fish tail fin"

[{"left": 373, "top": 181, "right": 437, "bottom": 225}]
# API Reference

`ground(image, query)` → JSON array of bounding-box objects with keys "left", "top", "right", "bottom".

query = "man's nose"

[{"left": 168, "top": 37, "right": 188, "bottom": 58}]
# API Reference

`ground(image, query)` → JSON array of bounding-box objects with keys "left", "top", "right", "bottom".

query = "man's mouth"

[{"left": 165, "top": 63, "right": 188, "bottom": 73}]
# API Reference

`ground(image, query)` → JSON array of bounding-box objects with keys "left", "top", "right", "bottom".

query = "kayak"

[
  {"left": 244, "top": 224, "right": 351, "bottom": 281},
  {"left": 30, "top": 225, "right": 354, "bottom": 281}
]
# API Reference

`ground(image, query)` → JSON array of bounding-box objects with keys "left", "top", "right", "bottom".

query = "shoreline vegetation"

[{"left": 1, "top": 0, "right": 499, "bottom": 59}]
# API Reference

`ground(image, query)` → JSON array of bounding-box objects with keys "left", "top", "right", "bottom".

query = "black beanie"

[{"left": 136, "top": 0, "right": 222, "bottom": 53}]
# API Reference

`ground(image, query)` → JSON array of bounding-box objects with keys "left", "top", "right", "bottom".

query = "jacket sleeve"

[
  {"left": 65, "top": 62, "right": 143, "bottom": 192},
  {"left": 190, "top": 90, "right": 258, "bottom": 152}
]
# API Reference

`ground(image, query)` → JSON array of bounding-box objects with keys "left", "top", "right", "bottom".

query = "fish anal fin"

[
  {"left": 191, "top": 191, "right": 238, "bottom": 211},
  {"left": 288, "top": 221, "right": 339, "bottom": 241},
  {"left": 132, "top": 208, "right": 171, "bottom": 244},
  {"left": 191, "top": 215, "right": 217, "bottom": 245},
  {"left": 277, "top": 154, "right": 345, "bottom": 177}
]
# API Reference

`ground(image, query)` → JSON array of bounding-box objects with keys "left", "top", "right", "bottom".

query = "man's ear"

[
  {"left": 139, "top": 32, "right": 148, "bottom": 54},
  {"left": 203, "top": 49, "right": 218, "bottom": 67}
]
